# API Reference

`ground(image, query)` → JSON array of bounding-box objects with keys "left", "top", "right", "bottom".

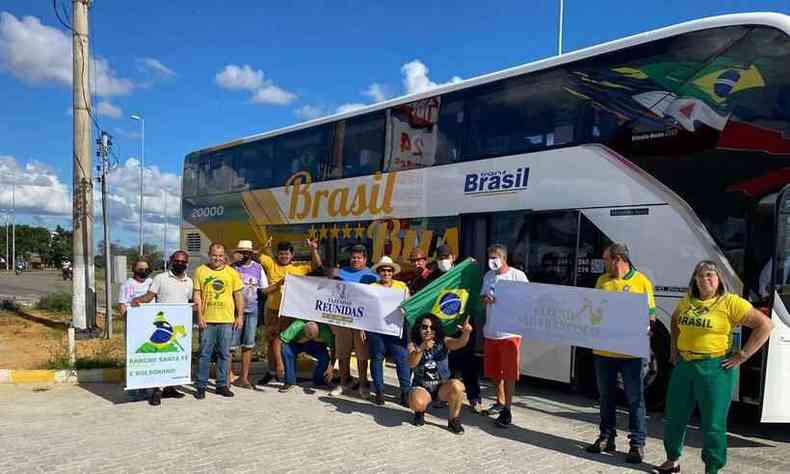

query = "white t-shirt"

[
  {"left": 118, "top": 277, "right": 153, "bottom": 305},
  {"left": 149, "top": 270, "right": 193, "bottom": 304},
  {"left": 481, "top": 267, "right": 529, "bottom": 340}
]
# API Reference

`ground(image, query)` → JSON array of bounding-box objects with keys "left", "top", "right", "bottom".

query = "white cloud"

[
  {"left": 336, "top": 103, "right": 367, "bottom": 114},
  {"left": 215, "top": 64, "right": 263, "bottom": 91},
  {"left": 294, "top": 105, "right": 324, "bottom": 121},
  {"left": 215, "top": 64, "right": 296, "bottom": 105},
  {"left": 252, "top": 84, "right": 296, "bottom": 105},
  {"left": 137, "top": 57, "right": 175, "bottom": 78},
  {"left": 363, "top": 82, "right": 391, "bottom": 103},
  {"left": 0, "top": 12, "right": 134, "bottom": 97},
  {"left": 0, "top": 155, "right": 71, "bottom": 216},
  {"left": 96, "top": 100, "right": 122, "bottom": 119},
  {"left": 401, "top": 59, "right": 462, "bottom": 95}
]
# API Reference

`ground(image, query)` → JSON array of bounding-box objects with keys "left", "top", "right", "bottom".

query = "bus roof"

[{"left": 193, "top": 12, "right": 790, "bottom": 156}]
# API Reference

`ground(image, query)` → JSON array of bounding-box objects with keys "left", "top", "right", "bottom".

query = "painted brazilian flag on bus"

[{"left": 400, "top": 257, "right": 483, "bottom": 333}]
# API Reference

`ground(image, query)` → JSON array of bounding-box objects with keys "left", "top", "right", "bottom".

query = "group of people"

[{"left": 118, "top": 238, "right": 774, "bottom": 474}]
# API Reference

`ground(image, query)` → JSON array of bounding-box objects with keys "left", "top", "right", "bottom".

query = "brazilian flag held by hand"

[{"left": 400, "top": 258, "right": 484, "bottom": 333}]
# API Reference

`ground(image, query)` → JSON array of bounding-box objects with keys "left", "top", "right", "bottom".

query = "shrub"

[{"left": 37, "top": 292, "right": 72, "bottom": 313}]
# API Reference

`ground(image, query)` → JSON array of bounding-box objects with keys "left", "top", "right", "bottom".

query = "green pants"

[{"left": 663, "top": 357, "right": 736, "bottom": 473}]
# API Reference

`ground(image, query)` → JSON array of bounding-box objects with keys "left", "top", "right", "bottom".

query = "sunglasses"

[
  {"left": 410, "top": 257, "right": 426, "bottom": 262},
  {"left": 420, "top": 324, "right": 433, "bottom": 331}
]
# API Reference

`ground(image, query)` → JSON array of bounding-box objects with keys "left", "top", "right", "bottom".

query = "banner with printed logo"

[
  {"left": 487, "top": 281, "right": 650, "bottom": 358},
  {"left": 126, "top": 304, "right": 193, "bottom": 390},
  {"left": 279, "top": 275, "right": 407, "bottom": 337}
]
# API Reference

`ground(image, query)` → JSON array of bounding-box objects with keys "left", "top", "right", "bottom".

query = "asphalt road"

[{"left": 0, "top": 270, "right": 111, "bottom": 308}]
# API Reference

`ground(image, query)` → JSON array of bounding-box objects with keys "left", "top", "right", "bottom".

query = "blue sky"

[{"left": 0, "top": 0, "right": 788, "bottom": 249}]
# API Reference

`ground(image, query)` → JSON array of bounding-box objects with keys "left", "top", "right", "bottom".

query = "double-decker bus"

[{"left": 181, "top": 13, "right": 790, "bottom": 421}]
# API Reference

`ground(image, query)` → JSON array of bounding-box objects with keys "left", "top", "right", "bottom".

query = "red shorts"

[{"left": 484, "top": 337, "right": 521, "bottom": 382}]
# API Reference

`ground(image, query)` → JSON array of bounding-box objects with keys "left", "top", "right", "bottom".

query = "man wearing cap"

[
  {"left": 330, "top": 244, "right": 378, "bottom": 398},
  {"left": 368, "top": 256, "right": 411, "bottom": 406},
  {"left": 585, "top": 243, "right": 656, "bottom": 464},
  {"left": 230, "top": 240, "right": 267, "bottom": 389},
  {"left": 258, "top": 238, "right": 322, "bottom": 386}
]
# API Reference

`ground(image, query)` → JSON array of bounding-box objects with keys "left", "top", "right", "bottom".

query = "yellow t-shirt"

[
  {"left": 675, "top": 293, "right": 752, "bottom": 359},
  {"left": 373, "top": 279, "right": 410, "bottom": 296},
  {"left": 259, "top": 254, "right": 313, "bottom": 310},
  {"left": 193, "top": 265, "right": 243, "bottom": 323},
  {"left": 593, "top": 269, "right": 657, "bottom": 358}
]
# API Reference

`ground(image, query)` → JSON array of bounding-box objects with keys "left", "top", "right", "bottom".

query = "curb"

[{"left": 0, "top": 368, "right": 124, "bottom": 384}]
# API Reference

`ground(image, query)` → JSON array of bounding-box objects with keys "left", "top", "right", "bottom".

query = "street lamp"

[{"left": 130, "top": 114, "right": 144, "bottom": 257}]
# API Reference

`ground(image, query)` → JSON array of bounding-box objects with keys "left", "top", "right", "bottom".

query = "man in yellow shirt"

[
  {"left": 586, "top": 243, "right": 655, "bottom": 464},
  {"left": 193, "top": 243, "right": 244, "bottom": 399},
  {"left": 257, "top": 238, "right": 322, "bottom": 386}
]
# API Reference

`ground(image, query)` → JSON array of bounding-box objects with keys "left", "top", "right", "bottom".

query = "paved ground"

[
  {"left": 1, "top": 375, "right": 788, "bottom": 473},
  {"left": 0, "top": 271, "right": 71, "bottom": 306}
]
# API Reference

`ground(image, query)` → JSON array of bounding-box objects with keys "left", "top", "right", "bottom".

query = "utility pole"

[
  {"left": 558, "top": 0, "right": 564, "bottom": 55},
  {"left": 72, "top": 0, "right": 95, "bottom": 331},
  {"left": 97, "top": 132, "right": 113, "bottom": 338},
  {"left": 4, "top": 213, "right": 8, "bottom": 272},
  {"left": 162, "top": 189, "right": 167, "bottom": 268},
  {"left": 11, "top": 178, "right": 15, "bottom": 272}
]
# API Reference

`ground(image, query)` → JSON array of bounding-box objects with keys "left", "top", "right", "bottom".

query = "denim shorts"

[{"left": 231, "top": 307, "right": 259, "bottom": 349}]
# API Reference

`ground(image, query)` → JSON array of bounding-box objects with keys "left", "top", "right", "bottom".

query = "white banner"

[
  {"left": 126, "top": 304, "right": 193, "bottom": 390},
  {"left": 487, "top": 281, "right": 650, "bottom": 358},
  {"left": 279, "top": 275, "right": 406, "bottom": 337}
]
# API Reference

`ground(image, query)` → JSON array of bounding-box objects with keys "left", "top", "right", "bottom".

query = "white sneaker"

[{"left": 328, "top": 384, "right": 343, "bottom": 396}]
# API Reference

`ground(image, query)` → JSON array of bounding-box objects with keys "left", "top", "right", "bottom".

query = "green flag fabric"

[{"left": 400, "top": 257, "right": 484, "bottom": 334}]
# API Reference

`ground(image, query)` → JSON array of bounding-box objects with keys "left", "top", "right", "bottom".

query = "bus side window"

[
  {"left": 274, "top": 125, "right": 332, "bottom": 184},
  {"left": 340, "top": 111, "right": 385, "bottom": 178}
]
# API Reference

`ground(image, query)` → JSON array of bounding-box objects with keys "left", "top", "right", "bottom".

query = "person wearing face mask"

[
  {"left": 230, "top": 240, "right": 268, "bottom": 390},
  {"left": 119, "top": 259, "right": 154, "bottom": 320},
  {"left": 117, "top": 259, "right": 154, "bottom": 402},
  {"left": 480, "top": 244, "right": 528, "bottom": 427},
  {"left": 131, "top": 250, "right": 193, "bottom": 405}
]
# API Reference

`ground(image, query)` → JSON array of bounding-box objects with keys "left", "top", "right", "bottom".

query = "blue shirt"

[{"left": 338, "top": 266, "right": 379, "bottom": 284}]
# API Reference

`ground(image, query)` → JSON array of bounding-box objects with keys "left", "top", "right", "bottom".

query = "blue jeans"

[
  {"left": 197, "top": 323, "right": 233, "bottom": 390},
  {"left": 232, "top": 307, "right": 259, "bottom": 349},
  {"left": 594, "top": 355, "right": 646, "bottom": 447},
  {"left": 282, "top": 341, "right": 330, "bottom": 385},
  {"left": 367, "top": 332, "right": 411, "bottom": 395}
]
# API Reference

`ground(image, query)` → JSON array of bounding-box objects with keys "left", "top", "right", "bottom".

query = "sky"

[{"left": 0, "top": 0, "right": 789, "bottom": 251}]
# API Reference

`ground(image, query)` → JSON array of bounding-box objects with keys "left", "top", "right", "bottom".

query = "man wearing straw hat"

[{"left": 230, "top": 240, "right": 267, "bottom": 389}]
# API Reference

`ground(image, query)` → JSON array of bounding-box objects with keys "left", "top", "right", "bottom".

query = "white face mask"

[
  {"left": 437, "top": 258, "right": 453, "bottom": 272},
  {"left": 488, "top": 257, "right": 503, "bottom": 271}
]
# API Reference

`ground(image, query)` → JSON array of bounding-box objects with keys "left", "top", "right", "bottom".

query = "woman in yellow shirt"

[{"left": 656, "top": 260, "right": 773, "bottom": 474}]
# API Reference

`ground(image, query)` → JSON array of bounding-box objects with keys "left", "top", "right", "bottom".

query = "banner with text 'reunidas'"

[
  {"left": 126, "top": 304, "right": 193, "bottom": 390},
  {"left": 279, "top": 275, "right": 406, "bottom": 337},
  {"left": 487, "top": 281, "right": 650, "bottom": 358}
]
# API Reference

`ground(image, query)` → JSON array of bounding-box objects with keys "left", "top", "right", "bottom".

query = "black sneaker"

[
  {"left": 484, "top": 402, "right": 505, "bottom": 416},
  {"left": 148, "top": 389, "right": 162, "bottom": 406},
  {"left": 495, "top": 407, "right": 512, "bottom": 428},
  {"left": 372, "top": 392, "right": 385, "bottom": 406},
  {"left": 278, "top": 383, "right": 295, "bottom": 393},
  {"left": 585, "top": 435, "right": 616, "bottom": 454},
  {"left": 448, "top": 417, "right": 465, "bottom": 435},
  {"left": 194, "top": 388, "right": 206, "bottom": 400},
  {"left": 216, "top": 386, "right": 235, "bottom": 397},
  {"left": 412, "top": 412, "right": 425, "bottom": 426},
  {"left": 625, "top": 446, "right": 644, "bottom": 464},
  {"left": 257, "top": 372, "right": 274, "bottom": 386},
  {"left": 162, "top": 387, "right": 185, "bottom": 399}
]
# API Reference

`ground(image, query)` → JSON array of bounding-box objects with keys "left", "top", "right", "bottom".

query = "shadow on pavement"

[
  {"left": 76, "top": 382, "right": 198, "bottom": 405},
  {"left": 318, "top": 395, "right": 409, "bottom": 428},
  {"left": 460, "top": 412, "right": 657, "bottom": 473}
]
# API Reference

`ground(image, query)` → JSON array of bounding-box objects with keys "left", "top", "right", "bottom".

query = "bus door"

[
  {"left": 460, "top": 210, "right": 576, "bottom": 383},
  {"left": 760, "top": 185, "right": 790, "bottom": 422}
]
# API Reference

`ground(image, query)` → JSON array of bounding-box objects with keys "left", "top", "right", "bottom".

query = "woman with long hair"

[{"left": 656, "top": 260, "right": 773, "bottom": 474}]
